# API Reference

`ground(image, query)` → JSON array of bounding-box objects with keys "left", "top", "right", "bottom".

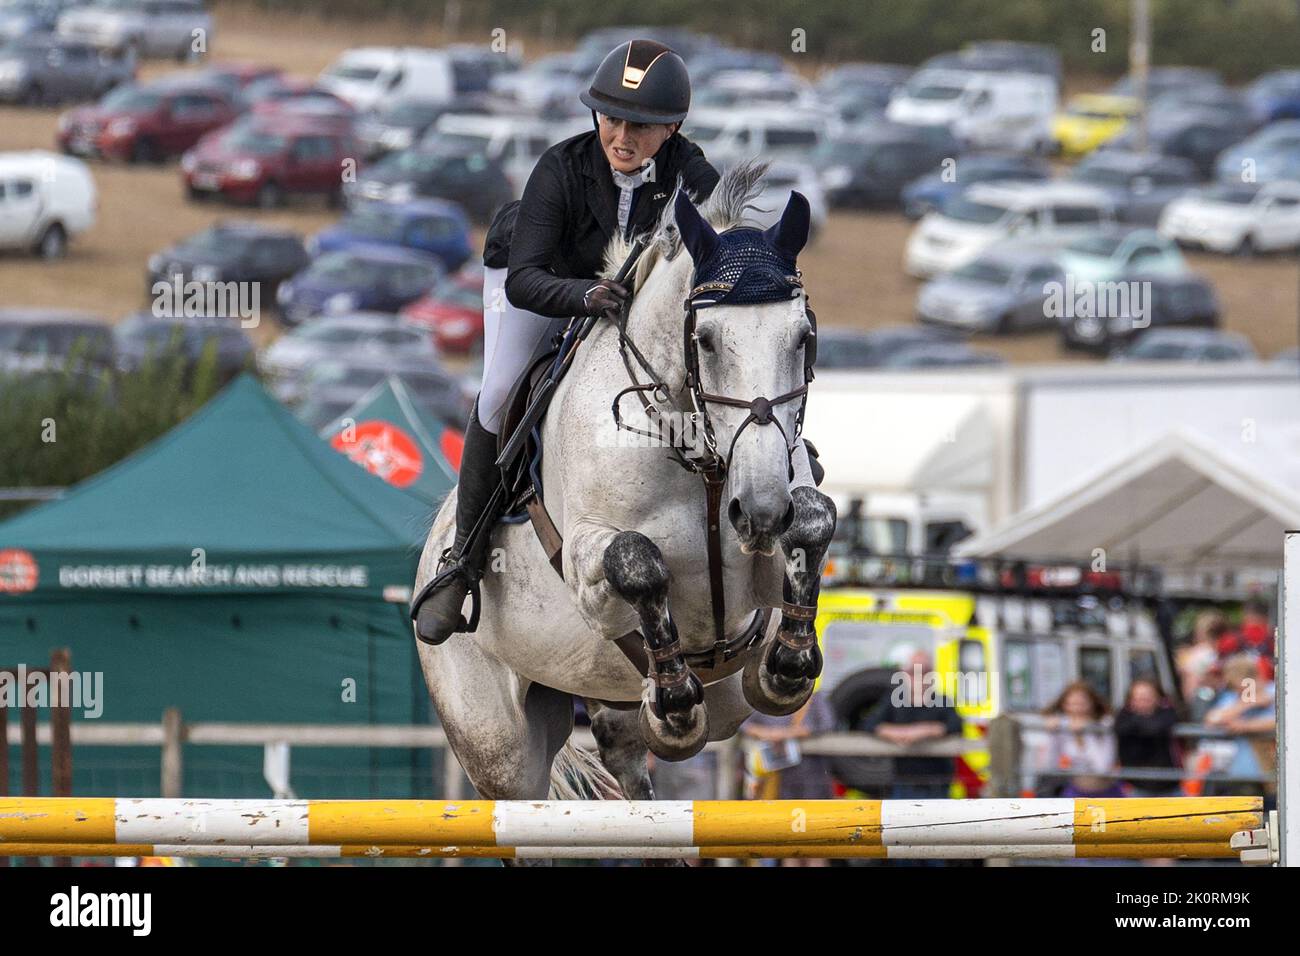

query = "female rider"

[{"left": 415, "top": 39, "right": 813, "bottom": 645}]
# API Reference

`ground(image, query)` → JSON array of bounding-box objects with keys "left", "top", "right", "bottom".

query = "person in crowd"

[
  {"left": 1113, "top": 678, "right": 1181, "bottom": 797},
  {"left": 1042, "top": 681, "right": 1121, "bottom": 798},
  {"left": 1204, "top": 654, "right": 1276, "bottom": 800},
  {"left": 1216, "top": 597, "right": 1275, "bottom": 662},
  {"left": 1176, "top": 609, "right": 1225, "bottom": 701},
  {"left": 742, "top": 691, "right": 837, "bottom": 867},
  {"left": 858, "top": 651, "right": 964, "bottom": 800}
]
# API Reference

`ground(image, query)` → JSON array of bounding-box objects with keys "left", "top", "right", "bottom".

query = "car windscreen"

[
  {"left": 1200, "top": 185, "right": 1259, "bottom": 204},
  {"left": 222, "top": 128, "right": 287, "bottom": 154},
  {"left": 384, "top": 150, "right": 446, "bottom": 175},
  {"left": 428, "top": 131, "right": 493, "bottom": 155},
  {"left": 904, "top": 81, "right": 964, "bottom": 101},
  {"left": 326, "top": 64, "right": 382, "bottom": 82},
  {"left": 1068, "top": 234, "right": 1126, "bottom": 256},
  {"left": 811, "top": 138, "right": 862, "bottom": 165},
  {"left": 340, "top": 207, "right": 406, "bottom": 242},
  {"left": 950, "top": 260, "right": 1014, "bottom": 285},
  {"left": 1072, "top": 164, "right": 1133, "bottom": 187},
  {"left": 101, "top": 87, "right": 163, "bottom": 112},
  {"left": 381, "top": 101, "right": 442, "bottom": 125},
  {"left": 940, "top": 196, "right": 1008, "bottom": 224}
]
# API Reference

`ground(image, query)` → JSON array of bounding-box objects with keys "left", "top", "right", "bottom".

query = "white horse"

[{"left": 414, "top": 164, "right": 836, "bottom": 823}]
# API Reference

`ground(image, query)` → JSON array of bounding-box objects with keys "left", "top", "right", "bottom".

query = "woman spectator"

[
  {"left": 1114, "top": 679, "right": 1181, "bottom": 797},
  {"left": 1042, "top": 681, "right": 1121, "bottom": 798}
]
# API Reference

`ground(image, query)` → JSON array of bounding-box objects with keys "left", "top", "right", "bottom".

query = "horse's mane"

[{"left": 600, "top": 159, "right": 770, "bottom": 293}]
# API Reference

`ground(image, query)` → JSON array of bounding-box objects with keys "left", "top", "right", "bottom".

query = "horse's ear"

[
  {"left": 764, "top": 191, "right": 810, "bottom": 260},
  {"left": 674, "top": 189, "right": 719, "bottom": 264}
]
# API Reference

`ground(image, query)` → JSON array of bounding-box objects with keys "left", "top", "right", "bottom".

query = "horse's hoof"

[
  {"left": 639, "top": 699, "right": 709, "bottom": 761},
  {"left": 742, "top": 636, "right": 819, "bottom": 716}
]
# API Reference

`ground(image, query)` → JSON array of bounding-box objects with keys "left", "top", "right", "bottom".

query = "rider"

[{"left": 415, "top": 39, "right": 817, "bottom": 646}]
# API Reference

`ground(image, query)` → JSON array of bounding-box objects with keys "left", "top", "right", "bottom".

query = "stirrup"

[{"left": 409, "top": 548, "right": 483, "bottom": 634}]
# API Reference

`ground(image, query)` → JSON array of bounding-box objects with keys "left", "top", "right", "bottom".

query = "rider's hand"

[{"left": 582, "top": 279, "right": 629, "bottom": 318}]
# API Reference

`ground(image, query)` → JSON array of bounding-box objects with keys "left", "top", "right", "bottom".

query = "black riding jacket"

[{"left": 492, "top": 129, "right": 720, "bottom": 318}]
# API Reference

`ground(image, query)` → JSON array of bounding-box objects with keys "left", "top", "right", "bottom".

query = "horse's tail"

[{"left": 549, "top": 739, "right": 623, "bottom": 800}]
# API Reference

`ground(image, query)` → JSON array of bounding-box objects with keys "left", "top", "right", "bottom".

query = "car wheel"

[
  {"left": 326, "top": 186, "right": 344, "bottom": 210},
  {"left": 21, "top": 82, "right": 43, "bottom": 106},
  {"left": 35, "top": 223, "right": 67, "bottom": 260},
  {"left": 256, "top": 181, "right": 284, "bottom": 209},
  {"left": 994, "top": 312, "right": 1014, "bottom": 335},
  {"left": 1234, "top": 234, "right": 1257, "bottom": 258},
  {"left": 131, "top": 138, "right": 160, "bottom": 164}
]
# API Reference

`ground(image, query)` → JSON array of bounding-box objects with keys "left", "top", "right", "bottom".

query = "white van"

[
  {"left": 905, "top": 181, "right": 1113, "bottom": 277},
  {"left": 422, "top": 113, "right": 586, "bottom": 197},
  {"left": 0, "top": 151, "right": 95, "bottom": 259},
  {"left": 318, "top": 47, "right": 459, "bottom": 111},
  {"left": 887, "top": 69, "right": 1058, "bottom": 153},
  {"left": 685, "top": 108, "right": 839, "bottom": 167}
]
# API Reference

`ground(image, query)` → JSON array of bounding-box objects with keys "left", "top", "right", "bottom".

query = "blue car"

[
  {"left": 900, "top": 154, "right": 1050, "bottom": 220},
  {"left": 307, "top": 199, "right": 472, "bottom": 273},
  {"left": 1215, "top": 120, "right": 1300, "bottom": 182},
  {"left": 276, "top": 247, "right": 444, "bottom": 326},
  {"left": 1246, "top": 71, "right": 1300, "bottom": 124}
]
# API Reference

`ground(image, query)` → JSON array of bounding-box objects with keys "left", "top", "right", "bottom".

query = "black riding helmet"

[{"left": 579, "top": 39, "right": 691, "bottom": 125}]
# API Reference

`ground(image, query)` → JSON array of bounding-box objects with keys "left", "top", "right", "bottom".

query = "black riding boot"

[{"left": 414, "top": 404, "right": 501, "bottom": 645}]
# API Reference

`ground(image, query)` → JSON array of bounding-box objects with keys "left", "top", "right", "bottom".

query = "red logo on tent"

[
  {"left": 0, "top": 549, "right": 38, "bottom": 593},
  {"left": 331, "top": 420, "right": 424, "bottom": 488}
]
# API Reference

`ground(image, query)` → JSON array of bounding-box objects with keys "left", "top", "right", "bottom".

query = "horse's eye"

[{"left": 695, "top": 328, "right": 715, "bottom": 353}]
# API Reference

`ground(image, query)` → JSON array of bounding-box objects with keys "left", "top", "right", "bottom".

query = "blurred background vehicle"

[
  {"left": 815, "top": 62, "right": 912, "bottom": 123},
  {"left": 112, "top": 310, "right": 254, "bottom": 381},
  {"left": 916, "top": 242, "right": 1064, "bottom": 333},
  {"left": 814, "top": 123, "right": 959, "bottom": 209},
  {"left": 0, "top": 149, "right": 94, "bottom": 258},
  {"left": 1158, "top": 180, "right": 1300, "bottom": 255},
  {"left": 1059, "top": 271, "right": 1220, "bottom": 355},
  {"left": 886, "top": 67, "right": 1057, "bottom": 153},
  {"left": 0, "top": 34, "right": 135, "bottom": 105},
  {"left": 0, "top": 307, "right": 113, "bottom": 374},
  {"left": 57, "top": 0, "right": 213, "bottom": 62},
  {"left": 309, "top": 198, "right": 471, "bottom": 272},
  {"left": 884, "top": 341, "right": 1006, "bottom": 368},
  {"left": 814, "top": 324, "right": 967, "bottom": 369},
  {"left": 274, "top": 247, "right": 444, "bottom": 325},
  {"left": 398, "top": 263, "right": 484, "bottom": 355},
  {"left": 353, "top": 96, "right": 491, "bottom": 161},
  {"left": 285, "top": 357, "right": 473, "bottom": 430},
  {"left": 1111, "top": 327, "right": 1255, "bottom": 363},
  {"left": 181, "top": 117, "right": 354, "bottom": 207},
  {"left": 1056, "top": 228, "right": 1189, "bottom": 283},
  {"left": 1049, "top": 93, "right": 1138, "bottom": 157},
  {"left": 1067, "top": 150, "right": 1199, "bottom": 225},
  {"left": 258, "top": 311, "right": 438, "bottom": 387},
  {"left": 0, "top": 0, "right": 72, "bottom": 43},
  {"left": 145, "top": 221, "right": 309, "bottom": 304},
  {"left": 901, "top": 153, "right": 1049, "bottom": 220},
  {"left": 345, "top": 146, "right": 512, "bottom": 223}
]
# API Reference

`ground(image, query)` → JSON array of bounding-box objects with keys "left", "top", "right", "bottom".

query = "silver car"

[
  {"left": 916, "top": 242, "right": 1065, "bottom": 334},
  {"left": 58, "top": 0, "right": 212, "bottom": 61},
  {"left": 0, "top": 35, "right": 134, "bottom": 105}
]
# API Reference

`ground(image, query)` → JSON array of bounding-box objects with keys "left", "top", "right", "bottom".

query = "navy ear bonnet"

[{"left": 674, "top": 188, "right": 810, "bottom": 308}]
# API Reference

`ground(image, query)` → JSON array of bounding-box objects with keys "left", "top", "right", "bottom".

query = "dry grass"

[{"left": 1, "top": 2, "right": 1296, "bottom": 361}]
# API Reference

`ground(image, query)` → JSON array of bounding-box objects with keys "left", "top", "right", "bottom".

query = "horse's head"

[{"left": 673, "top": 184, "right": 813, "bottom": 555}]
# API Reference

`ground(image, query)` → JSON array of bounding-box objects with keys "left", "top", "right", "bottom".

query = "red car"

[
  {"left": 181, "top": 118, "right": 355, "bottom": 208},
  {"left": 400, "top": 268, "right": 484, "bottom": 353},
  {"left": 57, "top": 80, "right": 240, "bottom": 163}
]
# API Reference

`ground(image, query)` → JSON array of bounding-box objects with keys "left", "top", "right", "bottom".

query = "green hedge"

[{"left": 236, "top": 0, "right": 1300, "bottom": 80}]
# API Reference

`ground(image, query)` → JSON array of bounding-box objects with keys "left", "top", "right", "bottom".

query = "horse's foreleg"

[
  {"left": 588, "top": 702, "right": 654, "bottom": 799},
  {"left": 600, "top": 530, "right": 709, "bottom": 762},
  {"left": 743, "top": 485, "right": 837, "bottom": 716}
]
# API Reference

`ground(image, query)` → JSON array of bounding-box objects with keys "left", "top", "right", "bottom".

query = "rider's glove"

[{"left": 582, "top": 279, "right": 629, "bottom": 319}]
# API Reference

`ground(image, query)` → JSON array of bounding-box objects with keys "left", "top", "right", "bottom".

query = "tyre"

[
  {"left": 20, "top": 82, "right": 43, "bottom": 107},
  {"left": 35, "top": 223, "right": 67, "bottom": 260},
  {"left": 131, "top": 137, "right": 160, "bottom": 164},
  {"left": 1234, "top": 234, "right": 1257, "bottom": 258},
  {"left": 256, "top": 180, "right": 284, "bottom": 209}
]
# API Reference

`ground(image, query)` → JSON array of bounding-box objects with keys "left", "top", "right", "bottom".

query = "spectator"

[
  {"left": 1113, "top": 679, "right": 1181, "bottom": 797},
  {"left": 1043, "top": 681, "right": 1121, "bottom": 798},
  {"left": 1204, "top": 655, "right": 1276, "bottom": 798},
  {"left": 857, "top": 651, "right": 963, "bottom": 799},
  {"left": 1216, "top": 597, "right": 1275, "bottom": 662},
  {"left": 742, "top": 691, "right": 836, "bottom": 867},
  {"left": 1176, "top": 609, "right": 1225, "bottom": 702}
]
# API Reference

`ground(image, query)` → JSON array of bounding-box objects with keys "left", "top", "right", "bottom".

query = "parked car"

[
  {"left": 924, "top": 41, "right": 1062, "bottom": 84},
  {"left": 113, "top": 311, "right": 253, "bottom": 380},
  {"left": 399, "top": 267, "right": 483, "bottom": 354},
  {"left": 0, "top": 150, "right": 94, "bottom": 258},
  {"left": 883, "top": 342, "right": 1005, "bottom": 368},
  {"left": 355, "top": 97, "right": 489, "bottom": 160},
  {"left": 1246, "top": 70, "right": 1300, "bottom": 124},
  {"left": 1112, "top": 328, "right": 1254, "bottom": 364},
  {"left": 0, "top": 308, "right": 112, "bottom": 373},
  {"left": 1059, "top": 271, "right": 1220, "bottom": 355},
  {"left": 1057, "top": 228, "right": 1189, "bottom": 284},
  {"left": 689, "top": 47, "right": 791, "bottom": 85},
  {"left": 0, "top": 0, "right": 71, "bottom": 43},
  {"left": 309, "top": 199, "right": 471, "bottom": 273},
  {"left": 1158, "top": 180, "right": 1300, "bottom": 255},
  {"left": 181, "top": 118, "right": 353, "bottom": 207},
  {"left": 490, "top": 52, "right": 587, "bottom": 114},
  {"left": 0, "top": 35, "right": 135, "bottom": 105},
  {"left": 345, "top": 147, "right": 513, "bottom": 223},
  {"left": 242, "top": 74, "right": 349, "bottom": 113},
  {"left": 1110, "top": 67, "right": 1222, "bottom": 100},
  {"left": 259, "top": 311, "right": 439, "bottom": 386},
  {"left": 905, "top": 181, "right": 1114, "bottom": 278},
  {"left": 814, "top": 124, "right": 959, "bottom": 208},
  {"left": 686, "top": 107, "right": 835, "bottom": 167},
  {"left": 1049, "top": 94, "right": 1138, "bottom": 158},
  {"left": 190, "top": 61, "right": 281, "bottom": 104},
  {"left": 318, "top": 46, "right": 477, "bottom": 111},
  {"left": 58, "top": 0, "right": 213, "bottom": 61},
  {"left": 1215, "top": 120, "right": 1300, "bottom": 183},
  {"left": 694, "top": 70, "right": 819, "bottom": 111},
  {"left": 275, "top": 248, "right": 444, "bottom": 325},
  {"left": 1151, "top": 85, "right": 1252, "bottom": 119},
  {"left": 1103, "top": 109, "right": 1255, "bottom": 180},
  {"left": 816, "top": 62, "right": 912, "bottom": 123},
  {"left": 146, "top": 220, "right": 309, "bottom": 305},
  {"left": 916, "top": 242, "right": 1064, "bottom": 333},
  {"left": 1272, "top": 346, "right": 1300, "bottom": 366},
  {"left": 289, "top": 357, "right": 474, "bottom": 427},
  {"left": 738, "top": 159, "right": 827, "bottom": 240},
  {"left": 813, "top": 324, "right": 965, "bottom": 369},
  {"left": 57, "top": 78, "right": 240, "bottom": 162},
  {"left": 1067, "top": 150, "right": 1199, "bottom": 226},
  {"left": 886, "top": 68, "right": 1057, "bottom": 153},
  {"left": 421, "top": 113, "right": 578, "bottom": 197},
  {"left": 901, "top": 153, "right": 1050, "bottom": 220}
]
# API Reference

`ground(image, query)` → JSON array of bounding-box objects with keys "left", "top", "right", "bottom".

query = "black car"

[
  {"left": 146, "top": 221, "right": 309, "bottom": 311},
  {"left": 0, "top": 308, "right": 113, "bottom": 374},
  {"left": 1068, "top": 150, "right": 1200, "bottom": 226},
  {"left": 1058, "top": 271, "right": 1220, "bottom": 355},
  {"left": 113, "top": 311, "right": 254, "bottom": 381},
  {"left": 1104, "top": 108, "right": 1254, "bottom": 179},
  {"left": 813, "top": 124, "right": 961, "bottom": 208},
  {"left": 353, "top": 95, "right": 494, "bottom": 160},
  {"left": 884, "top": 343, "right": 1005, "bottom": 369},
  {"left": 1110, "top": 67, "right": 1223, "bottom": 100},
  {"left": 817, "top": 62, "right": 913, "bottom": 124},
  {"left": 815, "top": 324, "right": 966, "bottom": 370},
  {"left": 346, "top": 147, "right": 514, "bottom": 224}
]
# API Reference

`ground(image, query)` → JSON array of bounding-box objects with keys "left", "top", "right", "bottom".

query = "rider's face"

[{"left": 598, "top": 113, "right": 676, "bottom": 173}]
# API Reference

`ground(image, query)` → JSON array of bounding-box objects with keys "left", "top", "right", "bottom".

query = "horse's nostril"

[{"left": 728, "top": 497, "right": 746, "bottom": 533}]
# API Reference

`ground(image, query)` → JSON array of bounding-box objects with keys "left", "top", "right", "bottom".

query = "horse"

[{"left": 413, "top": 163, "right": 837, "bottom": 838}]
